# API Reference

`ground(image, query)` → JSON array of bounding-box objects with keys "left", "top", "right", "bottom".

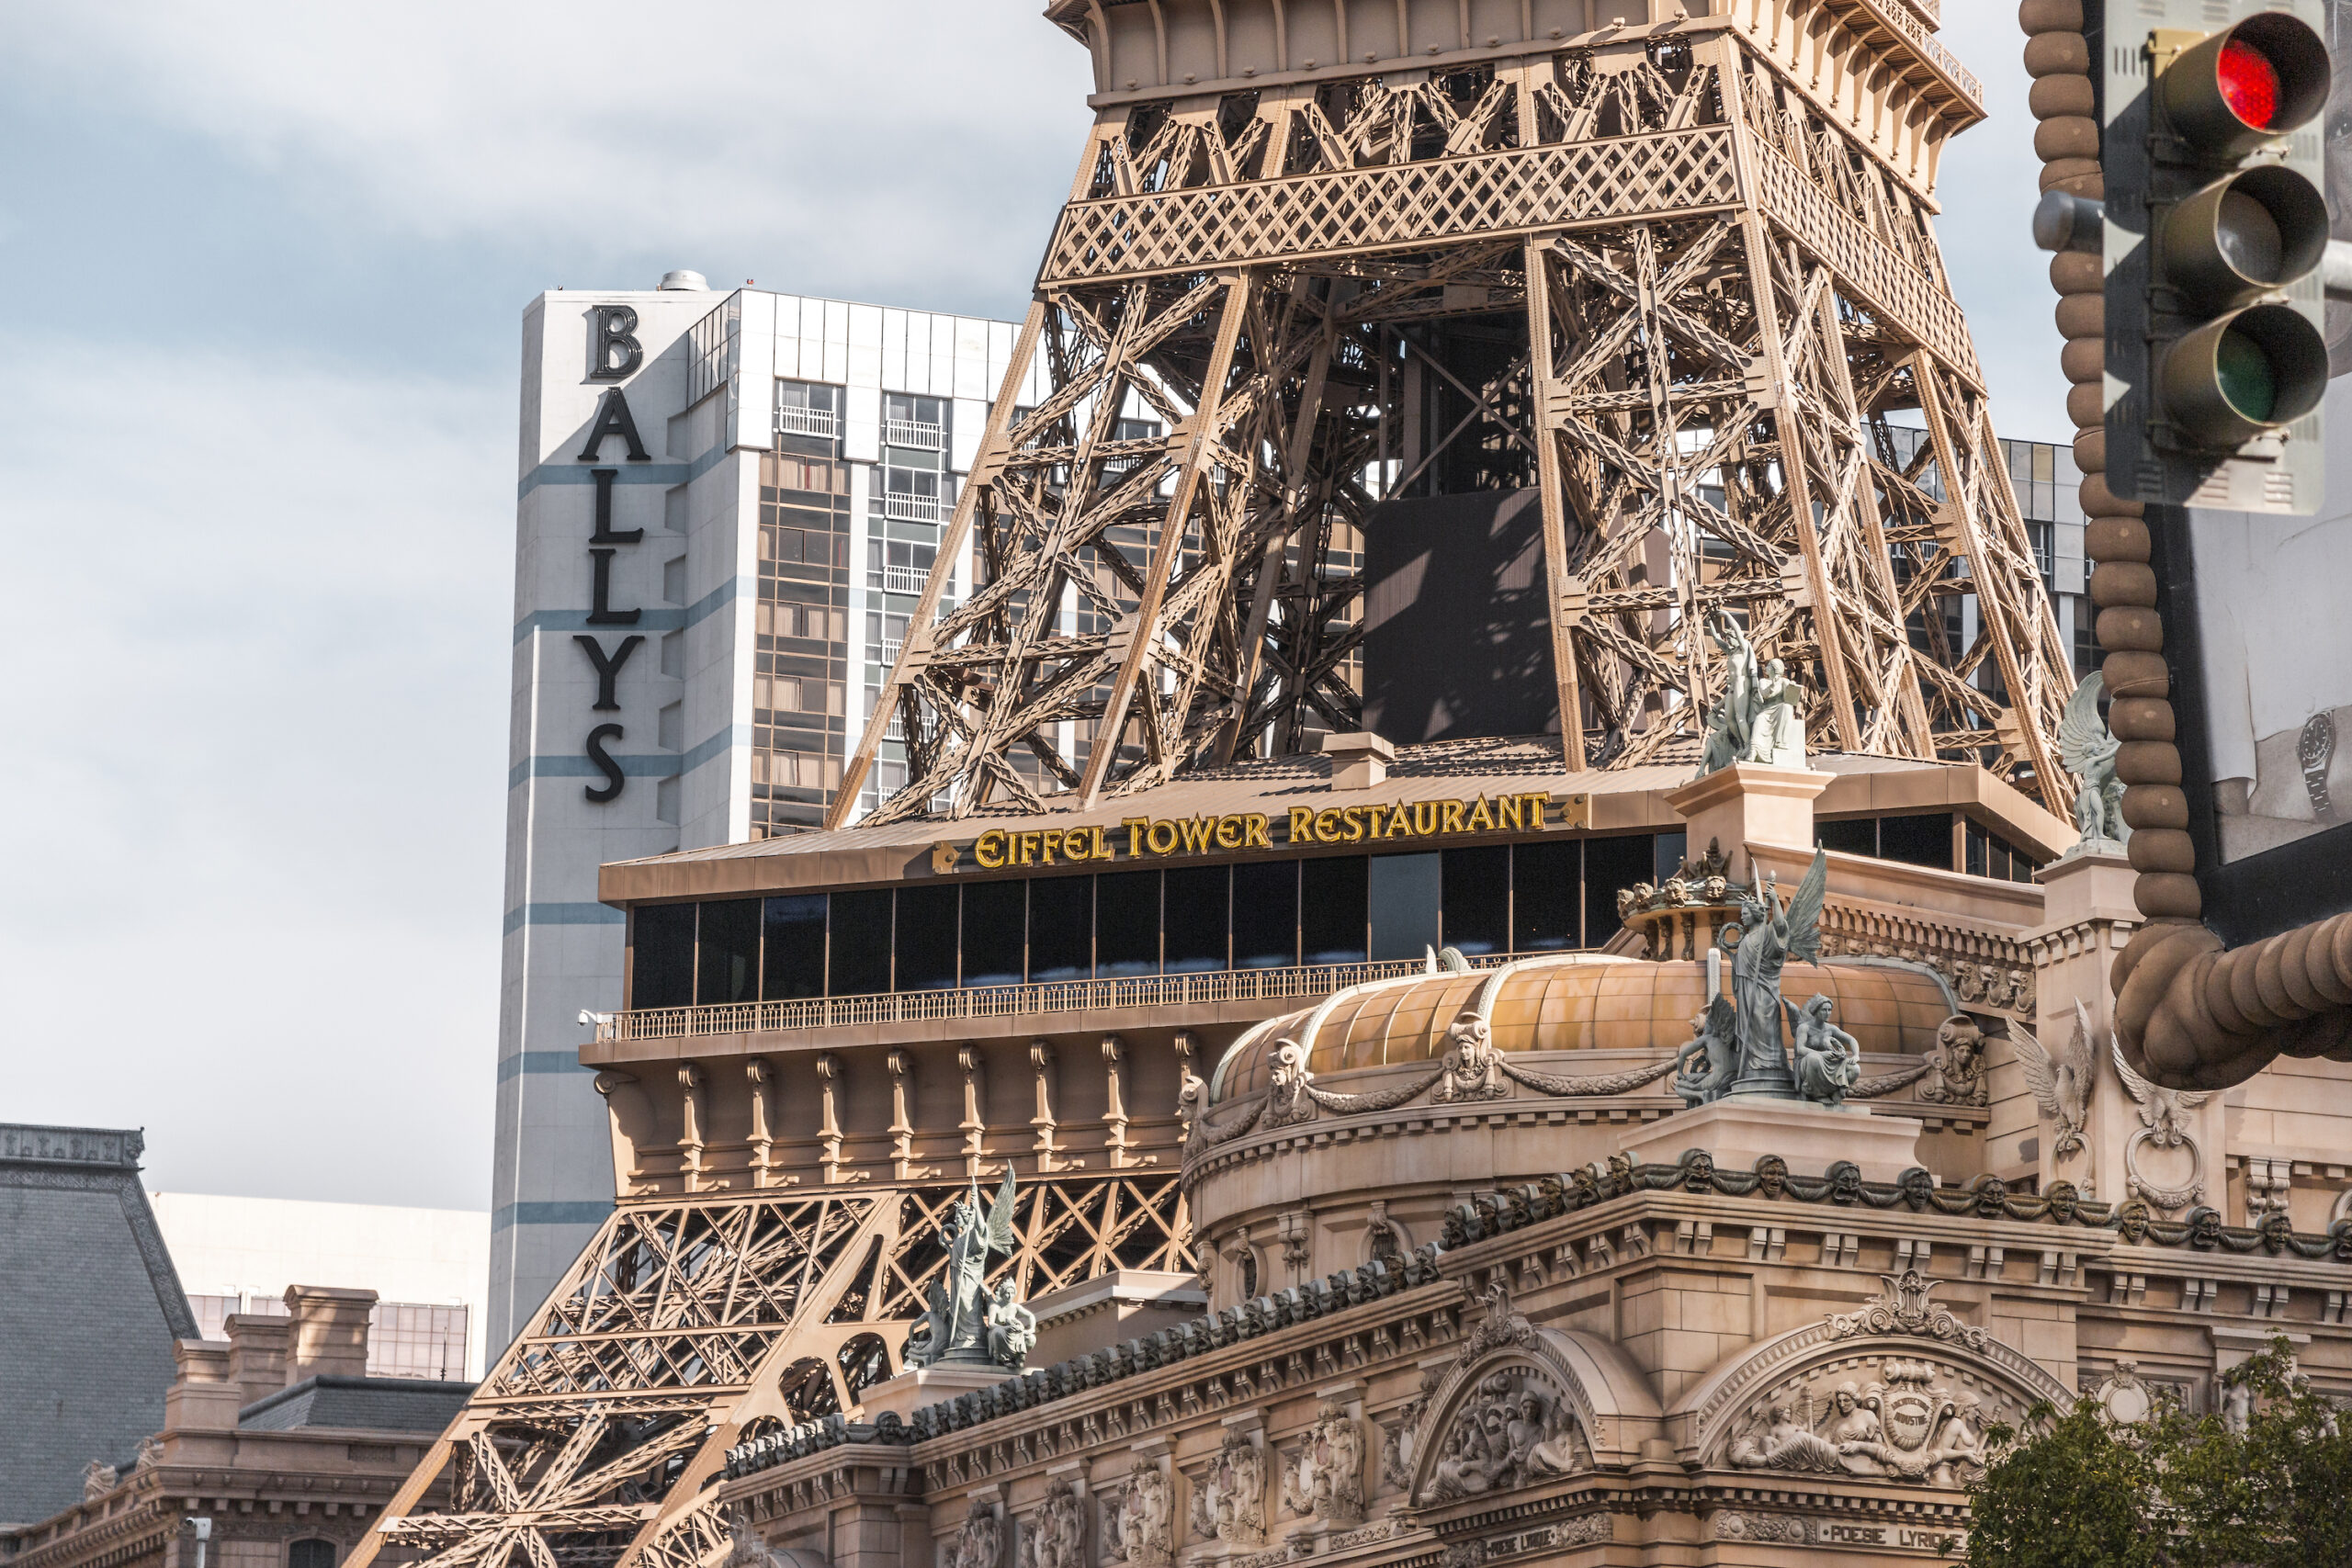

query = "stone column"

[
  {"left": 225, "top": 1314, "right": 290, "bottom": 1406},
  {"left": 163, "top": 1340, "right": 240, "bottom": 1432},
  {"left": 1660, "top": 762, "right": 1829, "bottom": 886},
  {"left": 285, "top": 1285, "right": 378, "bottom": 1382}
]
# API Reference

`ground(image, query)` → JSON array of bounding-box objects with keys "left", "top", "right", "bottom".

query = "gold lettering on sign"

[{"left": 957, "top": 795, "right": 1559, "bottom": 873}]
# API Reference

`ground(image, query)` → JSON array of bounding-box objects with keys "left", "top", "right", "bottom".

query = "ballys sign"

[{"left": 950, "top": 791, "right": 1590, "bottom": 872}]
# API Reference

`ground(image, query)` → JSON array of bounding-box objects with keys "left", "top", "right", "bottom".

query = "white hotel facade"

[{"left": 494, "top": 276, "right": 1037, "bottom": 1347}]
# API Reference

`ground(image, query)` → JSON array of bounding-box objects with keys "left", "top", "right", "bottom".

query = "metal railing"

[
  {"left": 884, "top": 491, "right": 946, "bottom": 522},
  {"left": 884, "top": 417, "right": 944, "bottom": 449},
  {"left": 776, "top": 405, "right": 839, "bottom": 438},
  {"left": 883, "top": 564, "right": 929, "bottom": 595},
  {"left": 596, "top": 954, "right": 1515, "bottom": 1044},
  {"left": 1855, "top": 0, "right": 1979, "bottom": 110}
]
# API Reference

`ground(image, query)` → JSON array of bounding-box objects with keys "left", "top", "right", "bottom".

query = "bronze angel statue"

[
  {"left": 904, "top": 1168, "right": 1026, "bottom": 1369},
  {"left": 1720, "top": 849, "right": 1829, "bottom": 1100}
]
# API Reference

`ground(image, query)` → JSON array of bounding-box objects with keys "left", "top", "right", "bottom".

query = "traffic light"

[{"left": 2104, "top": 3, "right": 2334, "bottom": 513}]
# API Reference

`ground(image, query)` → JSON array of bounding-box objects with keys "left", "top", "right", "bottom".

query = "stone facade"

[
  {"left": 0, "top": 1289, "right": 466, "bottom": 1568},
  {"left": 708, "top": 766, "right": 2352, "bottom": 1565}
]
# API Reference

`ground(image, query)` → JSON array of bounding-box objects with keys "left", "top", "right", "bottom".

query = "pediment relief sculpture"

[
  {"left": 1020, "top": 1477, "right": 1085, "bottom": 1568},
  {"left": 945, "top": 1498, "right": 1004, "bottom": 1568},
  {"left": 1722, "top": 1357, "right": 1998, "bottom": 1486},
  {"left": 1412, "top": 1366, "right": 1592, "bottom": 1505},
  {"left": 1188, "top": 1429, "right": 1267, "bottom": 1546},
  {"left": 1280, "top": 1399, "right": 1366, "bottom": 1527}
]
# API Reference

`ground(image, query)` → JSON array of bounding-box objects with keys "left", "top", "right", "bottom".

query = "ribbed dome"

[{"left": 1209, "top": 953, "right": 1957, "bottom": 1101}]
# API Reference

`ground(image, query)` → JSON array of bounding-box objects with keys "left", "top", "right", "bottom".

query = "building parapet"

[{"left": 719, "top": 1149, "right": 2352, "bottom": 1486}]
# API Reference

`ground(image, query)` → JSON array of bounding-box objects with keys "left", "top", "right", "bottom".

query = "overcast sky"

[{"left": 0, "top": 3, "right": 2062, "bottom": 1213}]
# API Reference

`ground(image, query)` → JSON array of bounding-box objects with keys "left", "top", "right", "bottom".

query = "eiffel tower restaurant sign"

[{"left": 958, "top": 790, "right": 1584, "bottom": 871}]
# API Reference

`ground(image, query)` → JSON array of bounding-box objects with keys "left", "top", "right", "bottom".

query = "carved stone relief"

[
  {"left": 1430, "top": 1016, "right": 1506, "bottom": 1104},
  {"left": 1379, "top": 1368, "right": 1442, "bottom": 1494},
  {"left": 1187, "top": 1430, "right": 1265, "bottom": 1546},
  {"left": 2088, "top": 1360, "right": 2155, "bottom": 1428},
  {"left": 1721, "top": 1356, "right": 2000, "bottom": 1486},
  {"left": 2111, "top": 1032, "right": 2211, "bottom": 1212},
  {"left": 944, "top": 1498, "right": 1004, "bottom": 1568},
  {"left": 1020, "top": 1477, "right": 1086, "bottom": 1568},
  {"left": 1413, "top": 1366, "right": 1590, "bottom": 1504},
  {"left": 1112, "top": 1460, "right": 1170, "bottom": 1568},
  {"left": 1279, "top": 1399, "right": 1365, "bottom": 1528}
]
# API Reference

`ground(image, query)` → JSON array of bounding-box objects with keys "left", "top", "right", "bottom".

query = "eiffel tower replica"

[
  {"left": 830, "top": 0, "right": 2074, "bottom": 829},
  {"left": 354, "top": 11, "right": 2064, "bottom": 1568}
]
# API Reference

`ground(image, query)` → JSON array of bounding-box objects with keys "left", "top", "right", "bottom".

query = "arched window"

[{"left": 288, "top": 1540, "right": 336, "bottom": 1568}]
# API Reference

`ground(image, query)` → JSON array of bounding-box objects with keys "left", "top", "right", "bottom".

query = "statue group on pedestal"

[
  {"left": 1672, "top": 850, "right": 1859, "bottom": 1109},
  {"left": 903, "top": 1168, "right": 1038, "bottom": 1371},
  {"left": 1698, "top": 609, "right": 1809, "bottom": 774}
]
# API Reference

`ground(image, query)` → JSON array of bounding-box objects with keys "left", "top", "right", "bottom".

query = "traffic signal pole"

[{"left": 2022, "top": 0, "right": 2352, "bottom": 1090}]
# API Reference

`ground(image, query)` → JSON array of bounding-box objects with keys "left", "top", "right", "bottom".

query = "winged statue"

[
  {"left": 2012, "top": 1000, "right": 2098, "bottom": 1159},
  {"left": 2057, "top": 673, "right": 2129, "bottom": 851},
  {"left": 2110, "top": 1031, "right": 2210, "bottom": 1145},
  {"left": 1720, "top": 849, "right": 1829, "bottom": 1099},
  {"left": 904, "top": 1167, "right": 1026, "bottom": 1369}
]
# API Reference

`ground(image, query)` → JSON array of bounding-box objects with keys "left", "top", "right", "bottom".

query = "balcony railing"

[
  {"left": 596, "top": 954, "right": 1515, "bottom": 1044},
  {"left": 1855, "top": 0, "right": 1979, "bottom": 110},
  {"left": 884, "top": 417, "right": 944, "bottom": 449},
  {"left": 776, "top": 405, "right": 839, "bottom": 438},
  {"left": 884, "top": 491, "right": 946, "bottom": 522},
  {"left": 883, "top": 564, "right": 929, "bottom": 595}
]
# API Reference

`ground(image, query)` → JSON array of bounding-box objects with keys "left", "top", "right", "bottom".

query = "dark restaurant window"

[
  {"left": 1301, "top": 856, "right": 1369, "bottom": 964},
  {"left": 1441, "top": 846, "right": 1510, "bottom": 955},
  {"left": 1879, "top": 813, "right": 1954, "bottom": 871},
  {"left": 1512, "top": 840, "right": 1580, "bottom": 951},
  {"left": 829, "top": 889, "right": 892, "bottom": 996},
  {"left": 895, "top": 885, "right": 960, "bottom": 990},
  {"left": 1581, "top": 834, "right": 1654, "bottom": 949},
  {"left": 1028, "top": 876, "right": 1093, "bottom": 981},
  {"left": 695, "top": 898, "right": 762, "bottom": 1006},
  {"left": 961, "top": 879, "right": 1027, "bottom": 987},
  {"left": 762, "top": 894, "right": 827, "bottom": 1000},
  {"left": 1231, "top": 860, "right": 1298, "bottom": 969},
  {"left": 633, "top": 903, "right": 696, "bottom": 1010},
  {"left": 1096, "top": 870, "right": 1161, "bottom": 977},
  {"left": 1163, "top": 865, "right": 1230, "bottom": 973}
]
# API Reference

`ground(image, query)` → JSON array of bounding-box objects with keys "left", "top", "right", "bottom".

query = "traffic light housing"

[{"left": 2104, "top": 3, "right": 2334, "bottom": 513}]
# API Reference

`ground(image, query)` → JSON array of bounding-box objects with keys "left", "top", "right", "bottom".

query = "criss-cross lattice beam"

[
  {"left": 830, "top": 32, "right": 2074, "bottom": 828},
  {"left": 353, "top": 1176, "right": 1192, "bottom": 1568}
]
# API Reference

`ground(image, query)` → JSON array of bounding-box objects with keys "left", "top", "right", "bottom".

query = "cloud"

[
  {"left": 1933, "top": 8, "right": 2073, "bottom": 443},
  {"left": 0, "top": 6, "right": 2080, "bottom": 1215},
  {"left": 0, "top": 335, "right": 510, "bottom": 1209},
  {"left": 0, "top": 0, "right": 1100, "bottom": 316}
]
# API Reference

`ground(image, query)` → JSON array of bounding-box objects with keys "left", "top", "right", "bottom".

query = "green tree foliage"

[{"left": 1957, "top": 1340, "right": 2352, "bottom": 1568}]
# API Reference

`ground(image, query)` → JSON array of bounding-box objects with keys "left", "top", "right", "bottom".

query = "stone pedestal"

[
  {"left": 1617, "top": 1098, "right": 1928, "bottom": 1184},
  {"left": 1662, "top": 763, "right": 1829, "bottom": 886},
  {"left": 855, "top": 1362, "right": 1014, "bottom": 1421}
]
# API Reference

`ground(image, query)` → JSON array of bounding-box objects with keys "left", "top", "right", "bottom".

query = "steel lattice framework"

[
  {"left": 350, "top": 1176, "right": 1191, "bottom": 1568},
  {"left": 831, "top": 19, "right": 2075, "bottom": 827}
]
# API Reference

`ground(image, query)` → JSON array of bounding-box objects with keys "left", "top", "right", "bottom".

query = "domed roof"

[{"left": 1209, "top": 953, "right": 1957, "bottom": 1102}]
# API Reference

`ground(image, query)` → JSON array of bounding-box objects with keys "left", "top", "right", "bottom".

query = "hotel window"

[
  {"left": 776, "top": 379, "right": 843, "bottom": 441},
  {"left": 878, "top": 465, "right": 948, "bottom": 523},
  {"left": 884, "top": 393, "right": 947, "bottom": 451},
  {"left": 868, "top": 537, "right": 937, "bottom": 596}
]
